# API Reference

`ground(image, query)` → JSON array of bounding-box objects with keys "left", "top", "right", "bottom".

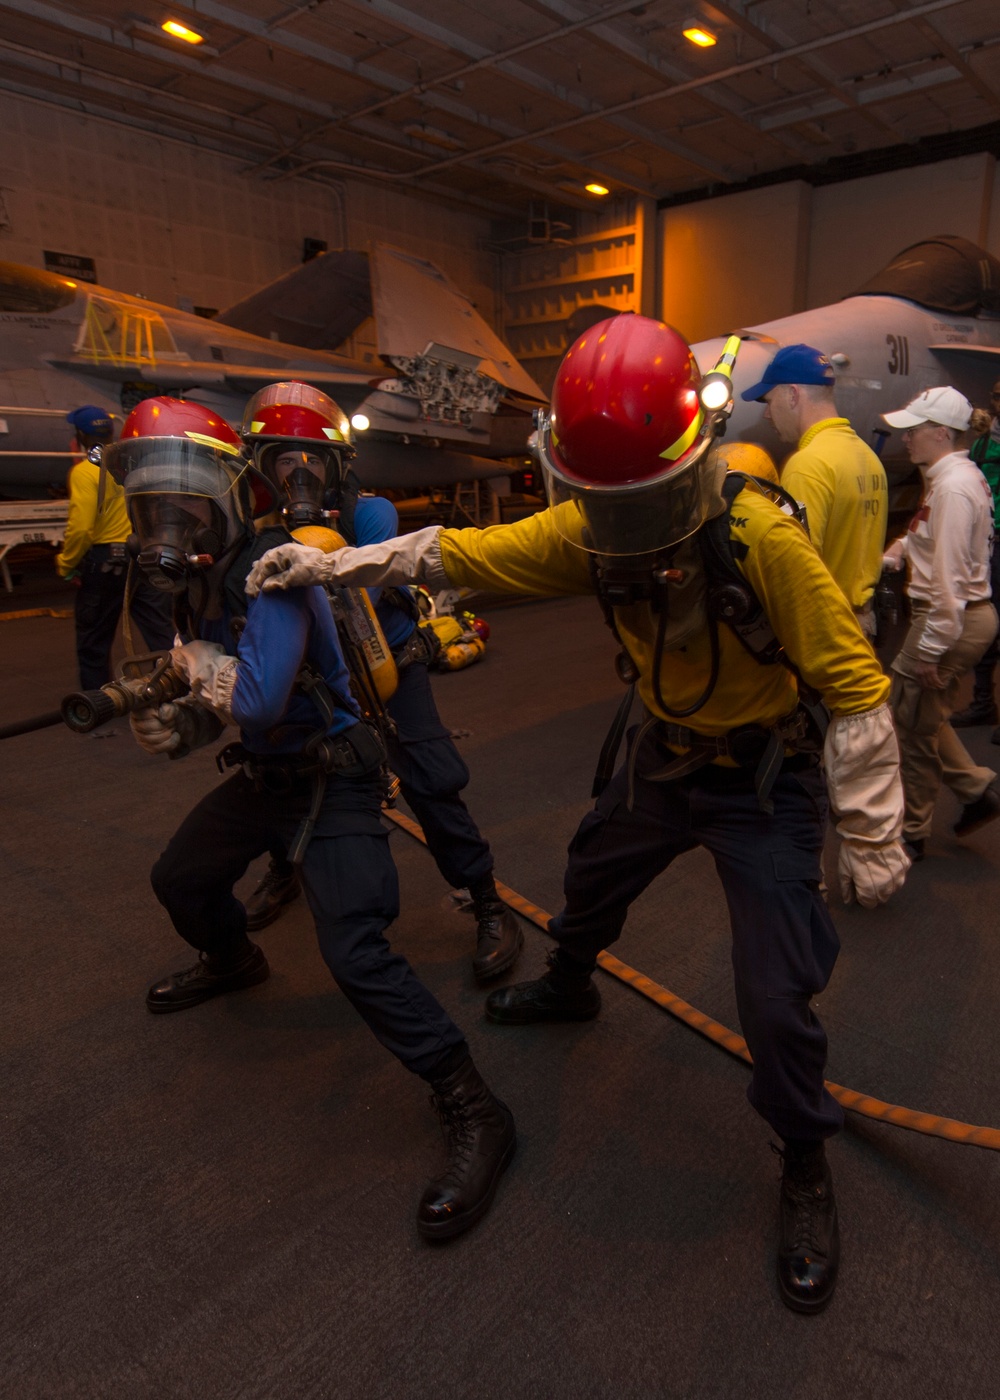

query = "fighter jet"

[
  {"left": 690, "top": 235, "right": 1000, "bottom": 483},
  {"left": 0, "top": 243, "right": 545, "bottom": 497}
]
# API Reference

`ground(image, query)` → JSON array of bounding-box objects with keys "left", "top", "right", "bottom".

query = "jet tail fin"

[
  {"left": 370, "top": 243, "right": 546, "bottom": 403},
  {"left": 215, "top": 251, "right": 373, "bottom": 350}
]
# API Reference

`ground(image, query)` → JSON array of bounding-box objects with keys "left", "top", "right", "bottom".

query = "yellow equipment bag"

[
  {"left": 438, "top": 636, "right": 486, "bottom": 671},
  {"left": 423, "top": 615, "right": 466, "bottom": 648},
  {"left": 420, "top": 614, "right": 486, "bottom": 671}
]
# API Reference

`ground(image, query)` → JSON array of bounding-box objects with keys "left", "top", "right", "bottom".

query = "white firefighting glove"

[
  {"left": 245, "top": 526, "right": 448, "bottom": 596},
  {"left": 170, "top": 640, "right": 239, "bottom": 723},
  {"left": 129, "top": 698, "right": 224, "bottom": 756},
  {"left": 824, "top": 702, "right": 910, "bottom": 909}
]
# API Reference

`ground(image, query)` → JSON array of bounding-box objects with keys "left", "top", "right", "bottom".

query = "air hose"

[{"left": 385, "top": 806, "right": 1000, "bottom": 1153}]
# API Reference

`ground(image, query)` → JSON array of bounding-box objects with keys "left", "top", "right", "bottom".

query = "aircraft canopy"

[{"left": 852, "top": 236, "right": 1000, "bottom": 316}]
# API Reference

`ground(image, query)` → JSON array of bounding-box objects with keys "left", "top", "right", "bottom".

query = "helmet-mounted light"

[{"left": 697, "top": 335, "right": 741, "bottom": 415}]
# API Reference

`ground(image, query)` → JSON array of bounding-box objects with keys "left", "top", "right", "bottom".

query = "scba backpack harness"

[{"left": 590, "top": 471, "right": 828, "bottom": 811}]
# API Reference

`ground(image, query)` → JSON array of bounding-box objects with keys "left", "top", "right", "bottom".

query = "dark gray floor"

[{"left": 4, "top": 574, "right": 1000, "bottom": 1399}]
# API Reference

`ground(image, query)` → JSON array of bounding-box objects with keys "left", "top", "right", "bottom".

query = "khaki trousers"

[{"left": 890, "top": 600, "right": 999, "bottom": 840}]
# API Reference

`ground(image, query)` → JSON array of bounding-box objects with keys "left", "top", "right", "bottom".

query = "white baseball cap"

[{"left": 883, "top": 386, "right": 973, "bottom": 431}]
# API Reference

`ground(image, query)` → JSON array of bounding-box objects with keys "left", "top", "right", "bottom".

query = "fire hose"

[
  {"left": 385, "top": 806, "right": 1000, "bottom": 1152},
  {"left": 1, "top": 652, "right": 189, "bottom": 741}
]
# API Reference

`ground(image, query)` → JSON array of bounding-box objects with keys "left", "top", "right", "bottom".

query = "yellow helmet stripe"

[
  {"left": 659, "top": 407, "right": 704, "bottom": 462},
  {"left": 184, "top": 430, "right": 242, "bottom": 455}
]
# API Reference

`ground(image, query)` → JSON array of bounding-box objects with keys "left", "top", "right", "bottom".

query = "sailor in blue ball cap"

[
  {"left": 66, "top": 405, "right": 115, "bottom": 447},
  {"left": 740, "top": 344, "right": 836, "bottom": 403},
  {"left": 56, "top": 404, "right": 174, "bottom": 693},
  {"left": 741, "top": 344, "right": 887, "bottom": 639}
]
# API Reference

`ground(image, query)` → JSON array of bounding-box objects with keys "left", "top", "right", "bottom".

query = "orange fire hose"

[
  {"left": 385, "top": 806, "right": 1000, "bottom": 1152},
  {"left": 0, "top": 607, "right": 73, "bottom": 621}
]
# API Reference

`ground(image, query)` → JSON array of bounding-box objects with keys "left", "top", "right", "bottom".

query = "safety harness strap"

[
  {"left": 592, "top": 683, "right": 636, "bottom": 798},
  {"left": 589, "top": 472, "right": 825, "bottom": 806}
]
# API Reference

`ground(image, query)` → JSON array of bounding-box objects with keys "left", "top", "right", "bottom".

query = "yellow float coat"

[
  {"left": 780, "top": 418, "right": 888, "bottom": 610},
  {"left": 56, "top": 459, "right": 130, "bottom": 576}
]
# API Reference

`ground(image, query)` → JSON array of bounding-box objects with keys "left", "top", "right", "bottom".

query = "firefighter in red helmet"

[
  {"left": 108, "top": 396, "right": 515, "bottom": 1242},
  {"left": 242, "top": 380, "right": 354, "bottom": 533},
  {"left": 238, "top": 381, "right": 523, "bottom": 982},
  {"left": 246, "top": 316, "right": 910, "bottom": 1313}
]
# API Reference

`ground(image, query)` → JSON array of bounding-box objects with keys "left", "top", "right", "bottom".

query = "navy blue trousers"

[
  {"left": 385, "top": 659, "right": 494, "bottom": 893},
  {"left": 150, "top": 768, "right": 467, "bottom": 1079},
  {"left": 549, "top": 731, "right": 844, "bottom": 1142},
  {"left": 75, "top": 546, "right": 175, "bottom": 689}
]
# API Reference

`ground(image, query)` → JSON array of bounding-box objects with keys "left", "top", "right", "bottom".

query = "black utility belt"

[
  {"left": 217, "top": 729, "right": 381, "bottom": 794},
  {"left": 656, "top": 710, "right": 814, "bottom": 769},
  {"left": 88, "top": 542, "right": 129, "bottom": 573},
  {"left": 629, "top": 705, "right": 825, "bottom": 814}
]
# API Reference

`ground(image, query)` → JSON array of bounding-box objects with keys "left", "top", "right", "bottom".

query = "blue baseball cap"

[
  {"left": 740, "top": 344, "right": 836, "bottom": 403},
  {"left": 66, "top": 405, "right": 115, "bottom": 439}
]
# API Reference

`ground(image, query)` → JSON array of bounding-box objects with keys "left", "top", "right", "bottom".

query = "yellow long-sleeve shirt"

[
  {"left": 779, "top": 418, "right": 887, "bottom": 610},
  {"left": 439, "top": 484, "right": 888, "bottom": 733},
  {"left": 55, "top": 458, "right": 131, "bottom": 576}
]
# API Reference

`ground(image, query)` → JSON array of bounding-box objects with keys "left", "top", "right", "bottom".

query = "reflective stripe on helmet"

[{"left": 659, "top": 407, "right": 705, "bottom": 463}]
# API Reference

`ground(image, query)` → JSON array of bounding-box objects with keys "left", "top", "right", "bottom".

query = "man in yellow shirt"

[
  {"left": 742, "top": 344, "right": 888, "bottom": 638},
  {"left": 57, "top": 405, "right": 174, "bottom": 688},
  {"left": 247, "top": 317, "right": 909, "bottom": 1314}
]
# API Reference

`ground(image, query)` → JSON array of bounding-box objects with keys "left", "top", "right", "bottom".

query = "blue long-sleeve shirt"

[{"left": 198, "top": 582, "right": 360, "bottom": 755}]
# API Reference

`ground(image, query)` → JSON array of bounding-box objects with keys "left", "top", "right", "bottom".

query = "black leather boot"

[
  {"left": 244, "top": 857, "right": 302, "bottom": 931},
  {"left": 417, "top": 1055, "right": 516, "bottom": 1240},
  {"left": 485, "top": 950, "right": 601, "bottom": 1023},
  {"left": 146, "top": 941, "right": 269, "bottom": 1014},
  {"left": 954, "top": 782, "right": 1000, "bottom": 837},
  {"left": 776, "top": 1140, "right": 840, "bottom": 1314},
  {"left": 470, "top": 882, "right": 524, "bottom": 982}
]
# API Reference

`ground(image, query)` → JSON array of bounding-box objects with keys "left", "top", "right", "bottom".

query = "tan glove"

[
  {"left": 824, "top": 702, "right": 910, "bottom": 909},
  {"left": 171, "top": 640, "right": 239, "bottom": 723},
  {"left": 129, "top": 698, "right": 224, "bottom": 756},
  {"left": 245, "top": 526, "right": 448, "bottom": 597}
]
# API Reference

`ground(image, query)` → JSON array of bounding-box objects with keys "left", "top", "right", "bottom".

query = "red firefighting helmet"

[
  {"left": 105, "top": 396, "right": 273, "bottom": 509},
  {"left": 241, "top": 382, "right": 354, "bottom": 467},
  {"left": 538, "top": 315, "right": 732, "bottom": 555},
  {"left": 103, "top": 398, "right": 276, "bottom": 589}
]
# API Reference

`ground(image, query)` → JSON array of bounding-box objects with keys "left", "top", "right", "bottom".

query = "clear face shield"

[
  {"left": 104, "top": 439, "right": 251, "bottom": 592},
  {"left": 536, "top": 335, "right": 742, "bottom": 559}
]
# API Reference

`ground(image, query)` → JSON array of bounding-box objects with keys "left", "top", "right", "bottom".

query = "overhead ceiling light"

[
  {"left": 585, "top": 182, "right": 610, "bottom": 196},
  {"left": 161, "top": 19, "right": 205, "bottom": 44},
  {"left": 682, "top": 23, "right": 717, "bottom": 47}
]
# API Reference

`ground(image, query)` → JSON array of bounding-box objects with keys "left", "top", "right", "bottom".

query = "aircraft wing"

[
  {"left": 48, "top": 357, "right": 377, "bottom": 392},
  {"left": 370, "top": 244, "right": 546, "bottom": 403}
]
